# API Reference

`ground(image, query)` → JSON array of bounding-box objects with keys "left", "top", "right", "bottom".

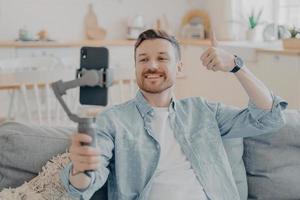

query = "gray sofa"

[{"left": 0, "top": 110, "right": 299, "bottom": 200}]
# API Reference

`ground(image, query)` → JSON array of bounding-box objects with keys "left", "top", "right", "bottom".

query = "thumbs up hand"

[{"left": 200, "top": 29, "right": 236, "bottom": 72}]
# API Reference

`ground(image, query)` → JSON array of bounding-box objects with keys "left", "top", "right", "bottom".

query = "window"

[
  {"left": 231, "top": 0, "right": 300, "bottom": 40},
  {"left": 234, "top": 0, "right": 300, "bottom": 27},
  {"left": 278, "top": 0, "right": 300, "bottom": 27}
]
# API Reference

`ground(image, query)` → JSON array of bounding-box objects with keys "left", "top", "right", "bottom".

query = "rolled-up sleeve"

[
  {"left": 60, "top": 162, "right": 110, "bottom": 200},
  {"left": 60, "top": 111, "right": 115, "bottom": 200},
  {"left": 207, "top": 94, "right": 288, "bottom": 139}
]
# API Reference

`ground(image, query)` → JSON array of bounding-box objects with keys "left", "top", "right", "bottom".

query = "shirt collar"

[{"left": 134, "top": 90, "right": 176, "bottom": 118}]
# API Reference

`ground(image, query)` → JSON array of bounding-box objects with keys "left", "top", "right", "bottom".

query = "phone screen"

[{"left": 79, "top": 46, "right": 109, "bottom": 106}]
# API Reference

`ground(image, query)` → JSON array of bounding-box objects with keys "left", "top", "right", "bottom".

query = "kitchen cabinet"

[
  {"left": 0, "top": 46, "right": 136, "bottom": 77},
  {"left": 177, "top": 45, "right": 300, "bottom": 109},
  {"left": 255, "top": 53, "right": 300, "bottom": 108},
  {"left": 0, "top": 48, "right": 15, "bottom": 59}
]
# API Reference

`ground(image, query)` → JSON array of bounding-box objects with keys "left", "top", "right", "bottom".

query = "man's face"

[{"left": 135, "top": 39, "right": 179, "bottom": 94}]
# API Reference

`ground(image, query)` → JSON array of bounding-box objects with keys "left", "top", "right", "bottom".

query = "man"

[{"left": 60, "top": 29, "right": 287, "bottom": 200}]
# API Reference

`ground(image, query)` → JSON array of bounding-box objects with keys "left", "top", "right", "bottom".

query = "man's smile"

[{"left": 144, "top": 73, "right": 164, "bottom": 79}]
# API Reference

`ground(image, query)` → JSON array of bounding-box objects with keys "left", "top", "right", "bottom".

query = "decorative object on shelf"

[
  {"left": 181, "top": 16, "right": 205, "bottom": 39},
  {"left": 245, "top": 8, "right": 264, "bottom": 41},
  {"left": 127, "top": 15, "right": 146, "bottom": 40},
  {"left": 153, "top": 14, "right": 172, "bottom": 35},
  {"left": 179, "top": 9, "right": 210, "bottom": 40},
  {"left": 263, "top": 23, "right": 290, "bottom": 41},
  {"left": 282, "top": 26, "right": 300, "bottom": 49},
  {"left": 18, "top": 27, "right": 35, "bottom": 41},
  {"left": 84, "top": 4, "right": 107, "bottom": 40},
  {"left": 36, "top": 29, "right": 54, "bottom": 41},
  {"left": 288, "top": 26, "right": 300, "bottom": 38},
  {"left": 37, "top": 30, "right": 48, "bottom": 41},
  {"left": 230, "top": 7, "right": 265, "bottom": 41}
]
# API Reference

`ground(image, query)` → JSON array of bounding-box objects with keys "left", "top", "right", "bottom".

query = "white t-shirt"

[{"left": 148, "top": 107, "right": 208, "bottom": 200}]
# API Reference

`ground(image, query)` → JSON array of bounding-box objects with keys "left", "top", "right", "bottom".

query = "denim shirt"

[{"left": 60, "top": 90, "right": 287, "bottom": 200}]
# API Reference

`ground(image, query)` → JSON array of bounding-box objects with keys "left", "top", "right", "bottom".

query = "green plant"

[
  {"left": 248, "top": 8, "right": 263, "bottom": 29},
  {"left": 288, "top": 26, "right": 300, "bottom": 38},
  {"left": 229, "top": 7, "right": 265, "bottom": 30}
]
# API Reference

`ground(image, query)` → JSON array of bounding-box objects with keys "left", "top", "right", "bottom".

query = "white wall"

[
  {"left": 0, "top": 0, "right": 205, "bottom": 41},
  {"left": 203, "top": 0, "right": 234, "bottom": 40},
  {"left": 1, "top": 0, "right": 277, "bottom": 42}
]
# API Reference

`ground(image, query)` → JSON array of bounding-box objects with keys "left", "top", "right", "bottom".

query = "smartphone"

[{"left": 79, "top": 46, "right": 109, "bottom": 106}]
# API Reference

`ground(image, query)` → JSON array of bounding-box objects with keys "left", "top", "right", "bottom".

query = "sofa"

[{"left": 0, "top": 110, "right": 299, "bottom": 200}]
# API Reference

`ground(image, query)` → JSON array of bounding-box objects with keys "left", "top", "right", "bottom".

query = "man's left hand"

[{"left": 200, "top": 30, "right": 235, "bottom": 72}]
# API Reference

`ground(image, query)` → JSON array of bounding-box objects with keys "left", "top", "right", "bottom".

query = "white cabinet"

[
  {"left": 177, "top": 46, "right": 300, "bottom": 109},
  {"left": 255, "top": 53, "right": 300, "bottom": 109},
  {"left": 13, "top": 46, "right": 136, "bottom": 70},
  {"left": 15, "top": 47, "right": 81, "bottom": 70},
  {"left": 15, "top": 47, "right": 79, "bottom": 58},
  {"left": 0, "top": 45, "right": 135, "bottom": 72},
  {"left": 0, "top": 48, "right": 15, "bottom": 59}
]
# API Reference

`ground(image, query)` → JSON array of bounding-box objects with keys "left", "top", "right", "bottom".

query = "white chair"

[
  {"left": 0, "top": 56, "right": 77, "bottom": 126},
  {"left": 0, "top": 71, "right": 78, "bottom": 127},
  {"left": 0, "top": 59, "right": 137, "bottom": 126}
]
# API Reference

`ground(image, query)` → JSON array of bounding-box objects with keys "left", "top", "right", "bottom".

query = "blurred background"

[{"left": 0, "top": 0, "right": 299, "bottom": 125}]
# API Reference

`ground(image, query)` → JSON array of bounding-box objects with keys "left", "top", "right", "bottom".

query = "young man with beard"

[{"left": 60, "top": 29, "right": 287, "bottom": 200}]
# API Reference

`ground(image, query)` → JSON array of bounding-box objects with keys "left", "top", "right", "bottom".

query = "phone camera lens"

[{"left": 81, "top": 49, "right": 87, "bottom": 59}]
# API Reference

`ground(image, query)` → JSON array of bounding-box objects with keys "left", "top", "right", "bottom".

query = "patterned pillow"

[{"left": 0, "top": 153, "right": 77, "bottom": 200}]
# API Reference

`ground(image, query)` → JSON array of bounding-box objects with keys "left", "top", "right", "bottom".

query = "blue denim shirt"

[{"left": 61, "top": 90, "right": 287, "bottom": 200}]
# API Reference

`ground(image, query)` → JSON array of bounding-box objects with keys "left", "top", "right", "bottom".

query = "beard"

[{"left": 137, "top": 69, "right": 174, "bottom": 94}]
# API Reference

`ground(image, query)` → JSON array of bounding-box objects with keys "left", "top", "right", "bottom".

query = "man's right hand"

[{"left": 69, "top": 133, "right": 101, "bottom": 175}]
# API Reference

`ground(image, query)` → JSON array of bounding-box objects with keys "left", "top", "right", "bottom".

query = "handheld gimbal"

[{"left": 51, "top": 68, "right": 113, "bottom": 147}]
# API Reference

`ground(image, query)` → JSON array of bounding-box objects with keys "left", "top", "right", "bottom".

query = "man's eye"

[
  {"left": 159, "top": 57, "right": 168, "bottom": 61},
  {"left": 139, "top": 58, "right": 148, "bottom": 62}
]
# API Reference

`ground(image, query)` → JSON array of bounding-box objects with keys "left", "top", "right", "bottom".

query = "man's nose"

[{"left": 148, "top": 60, "right": 159, "bottom": 69}]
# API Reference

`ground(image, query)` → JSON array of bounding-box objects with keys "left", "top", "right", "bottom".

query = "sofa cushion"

[
  {"left": 0, "top": 121, "right": 74, "bottom": 189},
  {"left": 0, "top": 121, "right": 246, "bottom": 200},
  {"left": 243, "top": 110, "right": 300, "bottom": 200}
]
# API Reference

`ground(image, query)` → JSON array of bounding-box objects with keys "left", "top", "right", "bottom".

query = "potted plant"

[
  {"left": 229, "top": 7, "right": 264, "bottom": 41},
  {"left": 245, "top": 8, "right": 264, "bottom": 41},
  {"left": 282, "top": 26, "right": 300, "bottom": 49}
]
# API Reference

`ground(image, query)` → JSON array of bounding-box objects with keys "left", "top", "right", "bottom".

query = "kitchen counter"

[
  {"left": 0, "top": 39, "right": 211, "bottom": 48},
  {"left": 0, "top": 40, "right": 137, "bottom": 48},
  {"left": 256, "top": 48, "right": 300, "bottom": 56},
  {"left": 220, "top": 40, "right": 300, "bottom": 56},
  {"left": 0, "top": 39, "right": 299, "bottom": 56}
]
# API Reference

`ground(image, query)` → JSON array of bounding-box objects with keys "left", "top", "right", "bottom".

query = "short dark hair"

[{"left": 134, "top": 29, "right": 181, "bottom": 61}]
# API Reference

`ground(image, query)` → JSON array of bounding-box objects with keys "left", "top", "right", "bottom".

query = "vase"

[{"left": 246, "top": 29, "right": 258, "bottom": 41}]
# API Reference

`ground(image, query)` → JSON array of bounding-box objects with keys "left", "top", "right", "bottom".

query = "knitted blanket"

[{"left": 0, "top": 153, "right": 78, "bottom": 200}]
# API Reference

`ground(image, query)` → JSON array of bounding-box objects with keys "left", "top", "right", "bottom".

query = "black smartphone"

[{"left": 79, "top": 46, "right": 109, "bottom": 106}]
